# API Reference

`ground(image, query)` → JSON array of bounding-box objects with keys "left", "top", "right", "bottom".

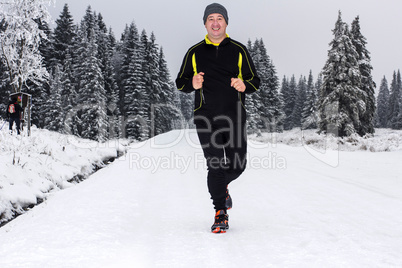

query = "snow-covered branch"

[{"left": 0, "top": 0, "right": 54, "bottom": 92}]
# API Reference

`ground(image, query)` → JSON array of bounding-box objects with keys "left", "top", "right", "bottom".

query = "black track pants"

[
  {"left": 9, "top": 117, "right": 20, "bottom": 135},
  {"left": 196, "top": 121, "right": 247, "bottom": 211}
]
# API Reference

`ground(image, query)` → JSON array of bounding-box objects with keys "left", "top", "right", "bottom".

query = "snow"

[
  {"left": 1, "top": 123, "right": 402, "bottom": 267},
  {"left": 0, "top": 122, "right": 129, "bottom": 225},
  {"left": 249, "top": 128, "right": 402, "bottom": 152}
]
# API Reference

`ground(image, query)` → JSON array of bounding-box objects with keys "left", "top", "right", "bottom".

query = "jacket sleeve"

[
  {"left": 240, "top": 47, "right": 260, "bottom": 94},
  {"left": 175, "top": 49, "right": 196, "bottom": 94}
]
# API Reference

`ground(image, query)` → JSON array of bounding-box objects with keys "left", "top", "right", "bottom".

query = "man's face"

[{"left": 204, "top": 13, "right": 227, "bottom": 42}]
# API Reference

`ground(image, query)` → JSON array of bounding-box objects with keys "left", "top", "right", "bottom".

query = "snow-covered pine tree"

[
  {"left": 0, "top": 21, "right": 8, "bottom": 118},
  {"left": 0, "top": 0, "right": 52, "bottom": 93},
  {"left": 396, "top": 72, "right": 402, "bottom": 129},
  {"left": 81, "top": 6, "right": 97, "bottom": 41},
  {"left": 281, "top": 75, "right": 297, "bottom": 130},
  {"left": 376, "top": 76, "right": 390, "bottom": 128},
  {"left": 96, "top": 14, "right": 119, "bottom": 139},
  {"left": 291, "top": 75, "right": 307, "bottom": 128},
  {"left": 179, "top": 94, "right": 193, "bottom": 126},
  {"left": 45, "top": 66, "right": 64, "bottom": 131},
  {"left": 255, "top": 39, "right": 284, "bottom": 132},
  {"left": 279, "top": 77, "right": 287, "bottom": 129},
  {"left": 351, "top": 16, "right": 376, "bottom": 135},
  {"left": 301, "top": 70, "right": 318, "bottom": 129},
  {"left": 29, "top": 18, "right": 53, "bottom": 129},
  {"left": 118, "top": 23, "right": 137, "bottom": 137},
  {"left": 74, "top": 21, "right": 108, "bottom": 141},
  {"left": 156, "top": 46, "right": 182, "bottom": 134},
  {"left": 388, "top": 70, "right": 402, "bottom": 129},
  {"left": 128, "top": 29, "right": 151, "bottom": 140},
  {"left": 58, "top": 50, "right": 77, "bottom": 133},
  {"left": 318, "top": 11, "right": 364, "bottom": 137},
  {"left": 52, "top": 3, "right": 76, "bottom": 68},
  {"left": 103, "top": 28, "right": 120, "bottom": 139},
  {"left": 36, "top": 19, "right": 53, "bottom": 70},
  {"left": 145, "top": 32, "right": 163, "bottom": 137},
  {"left": 0, "top": 58, "right": 12, "bottom": 119},
  {"left": 111, "top": 30, "right": 125, "bottom": 123},
  {"left": 245, "top": 39, "right": 262, "bottom": 133},
  {"left": 50, "top": 5, "right": 78, "bottom": 134},
  {"left": 119, "top": 23, "right": 148, "bottom": 140},
  {"left": 96, "top": 13, "right": 108, "bottom": 70},
  {"left": 315, "top": 74, "right": 323, "bottom": 97}
]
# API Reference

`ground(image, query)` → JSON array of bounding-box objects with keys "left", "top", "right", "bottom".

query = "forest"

[{"left": 1, "top": 3, "right": 401, "bottom": 141}]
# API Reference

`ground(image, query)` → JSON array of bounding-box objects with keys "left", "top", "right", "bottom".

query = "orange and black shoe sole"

[{"left": 212, "top": 227, "right": 227, "bottom": 233}]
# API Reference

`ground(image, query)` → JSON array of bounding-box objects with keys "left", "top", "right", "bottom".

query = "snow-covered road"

[{"left": 1, "top": 129, "right": 401, "bottom": 267}]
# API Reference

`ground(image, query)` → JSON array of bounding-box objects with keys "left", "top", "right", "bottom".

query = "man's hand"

[
  {"left": 231, "top": 78, "right": 246, "bottom": 92},
  {"left": 192, "top": 72, "right": 205, "bottom": 89}
]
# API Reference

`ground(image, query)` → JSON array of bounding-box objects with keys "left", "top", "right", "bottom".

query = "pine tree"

[
  {"left": 318, "top": 11, "right": 364, "bottom": 137},
  {"left": 119, "top": 22, "right": 148, "bottom": 140},
  {"left": 52, "top": 3, "right": 76, "bottom": 68},
  {"left": 111, "top": 30, "right": 125, "bottom": 125},
  {"left": 45, "top": 66, "right": 64, "bottom": 131},
  {"left": 397, "top": 72, "right": 402, "bottom": 129},
  {"left": 60, "top": 50, "right": 77, "bottom": 134},
  {"left": 29, "top": 18, "right": 53, "bottom": 129},
  {"left": 351, "top": 16, "right": 376, "bottom": 135},
  {"left": 156, "top": 47, "right": 182, "bottom": 133},
  {"left": 388, "top": 71, "right": 402, "bottom": 129},
  {"left": 104, "top": 28, "right": 120, "bottom": 139},
  {"left": 301, "top": 70, "right": 318, "bottom": 129},
  {"left": 256, "top": 39, "right": 284, "bottom": 132},
  {"left": 146, "top": 32, "right": 163, "bottom": 136},
  {"left": 118, "top": 23, "right": 137, "bottom": 137},
  {"left": 397, "top": 71, "right": 402, "bottom": 129},
  {"left": 0, "top": 59, "right": 12, "bottom": 119},
  {"left": 81, "top": 6, "right": 97, "bottom": 40},
  {"left": 281, "top": 75, "right": 297, "bottom": 130},
  {"left": 245, "top": 39, "right": 283, "bottom": 133},
  {"left": 376, "top": 76, "right": 390, "bottom": 128},
  {"left": 179, "top": 94, "right": 193, "bottom": 125},
  {"left": 245, "top": 39, "right": 262, "bottom": 132},
  {"left": 74, "top": 22, "right": 107, "bottom": 141},
  {"left": 36, "top": 19, "right": 53, "bottom": 70},
  {"left": 95, "top": 14, "right": 119, "bottom": 139},
  {"left": 292, "top": 76, "right": 307, "bottom": 128},
  {"left": 315, "top": 74, "right": 323, "bottom": 97},
  {"left": 128, "top": 29, "right": 150, "bottom": 140},
  {"left": 95, "top": 13, "right": 108, "bottom": 75}
]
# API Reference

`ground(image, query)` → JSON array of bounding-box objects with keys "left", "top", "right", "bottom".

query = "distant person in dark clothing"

[{"left": 6, "top": 96, "right": 23, "bottom": 135}]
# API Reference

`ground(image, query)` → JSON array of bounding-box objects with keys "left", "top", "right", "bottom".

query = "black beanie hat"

[{"left": 203, "top": 3, "right": 229, "bottom": 25}]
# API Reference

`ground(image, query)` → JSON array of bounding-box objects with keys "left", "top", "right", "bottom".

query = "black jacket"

[
  {"left": 6, "top": 101, "right": 23, "bottom": 119},
  {"left": 176, "top": 36, "right": 260, "bottom": 125}
]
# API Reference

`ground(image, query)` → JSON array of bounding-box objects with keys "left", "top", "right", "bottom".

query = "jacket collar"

[{"left": 204, "top": 34, "right": 230, "bottom": 46}]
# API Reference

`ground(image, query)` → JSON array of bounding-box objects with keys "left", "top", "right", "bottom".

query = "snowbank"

[
  {"left": 249, "top": 128, "right": 402, "bottom": 152},
  {"left": 0, "top": 122, "right": 130, "bottom": 225}
]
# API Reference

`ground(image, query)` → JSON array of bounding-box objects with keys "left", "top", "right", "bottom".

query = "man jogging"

[{"left": 176, "top": 3, "right": 260, "bottom": 233}]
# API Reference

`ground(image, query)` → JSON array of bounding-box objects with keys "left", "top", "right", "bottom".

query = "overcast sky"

[{"left": 49, "top": 0, "right": 402, "bottom": 90}]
